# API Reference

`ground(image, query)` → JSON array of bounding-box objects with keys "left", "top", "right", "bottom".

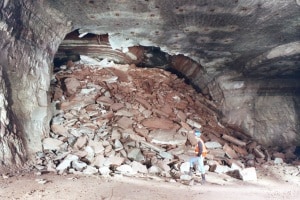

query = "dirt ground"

[{"left": 0, "top": 164, "right": 299, "bottom": 200}]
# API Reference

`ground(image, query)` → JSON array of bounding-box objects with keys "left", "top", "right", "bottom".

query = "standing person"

[{"left": 189, "top": 130, "right": 207, "bottom": 184}]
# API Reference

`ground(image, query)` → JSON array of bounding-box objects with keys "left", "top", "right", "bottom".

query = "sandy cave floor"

[{"left": 0, "top": 164, "right": 299, "bottom": 200}]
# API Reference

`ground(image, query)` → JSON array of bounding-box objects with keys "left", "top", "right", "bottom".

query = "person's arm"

[{"left": 197, "top": 141, "right": 203, "bottom": 156}]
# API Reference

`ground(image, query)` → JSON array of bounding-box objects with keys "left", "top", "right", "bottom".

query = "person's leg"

[
  {"left": 197, "top": 156, "right": 205, "bottom": 174},
  {"left": 189, "top": 157, "right": 198, "bottom": 175},
  {"left": 197, "top": 156, "right": 206, "bottom": 183}
]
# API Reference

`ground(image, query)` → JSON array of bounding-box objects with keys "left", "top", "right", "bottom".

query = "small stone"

[
  {"left": 117, "top": 117, "right": 134, "bottom": 129},
  {"left": 142, "top": 118, "right": 175, "bottom": 130},
  {"left": 135, "top": 97, "right": 152, "bottom": 110},
  {"left": 64, "top": 77, "right": 81, "bottom": 96},
  {"left": 239, "top": 167, "right": 257, "bottom": 181},
  {"left": 205, "top": 141, "right": 222, "bottom": 149},
  {"left": 80, "top": 88, "right": 95, "bottom": 95},
  {"left": 73, "top": 135, "right": 88, "bottom": 150},
  {"left": 223, "top": 143, "right": 239, "bottom": 159},
  {"left": 2, "top": 174, "right": 10, "bottom": 179},
  {"left": 96, "top": 96, "right": 114, "bottom": 106},
  {"left": 209, "top": 149, "right": 226, "bottom": 158},
  {"left": 157, "top": 161, "right": 171, "bottom": 172},
  {"left": 72, "top": 160, "right": 87, "bottom": 171},
  {"left": 99, "top": 166, "right": 111, "bottom": 176},
  {"left": 180, "top": 162, "right": 191, "bottom": 174},
  {"left": 159, "top": 151, "right": 174, "bottom": 160},
  {"left": 35, "top": 165, "right": 45, "bottom": 171},
  {"left": 56, "top": 154, "right": 79, "bottom": 173},
  {"left": 131, "top": 161, "right": 148, "bottom": 174},
  {"left": 186, "top": 119, "right": 201, "bottom": 129},
  {"left": 43, "top": 138, "right": 63, "bottom": 150},
  {"left": 176, "top": 110, "right": 187, "bottom": 122},
  {"left": 127, "top": 148, "right": 145, "bottom": 162},
  {"left": 274, "top": 157, "right": 284, "bottom": 164},
  {"left": 111, "top": 103, "right": 125, "bottom": 111},
  {"left": 83, "top": 166, "right": 98, "bottom": 175},
  {"left": 180, "top": 174, "right": 192, "bottom": 181},
  {"left": 148, "top": 166, "right": 161, "bottom": 174},
  {"left": 89, "top": 140, "right": 105, "bottom": 154},
  {"left": 51, "top": 124, "right": 69, "bottom": 137},
  {"left": 84, "top": 146, "right": 95, "bottom": 162},
  {"left": 116, "top": 164, "right": 135, "bottom": 175},
  {"left": 106, "top": 156, "right": 125, "bottom": 166},
  {"left": 35, "top": 179, "right": 48, "bottom": 184},
  {"left": 230, "top": 162, "right": 242, "bottom": 171},
  {"left": 114, "top": 139, "right": 124, "bottom": 151},
  {"left": 148, "top": 129, "right": 187, "bottom": 146},
  {"left": 115, "top": 109, "right": 133, "bottom": 117},
  {"left": 111, "top": 129, "right": 121, "bottom": 140},
  {"left": 214, "top": 164, "right": 230, "bottom": 174},
  {"left": 92, "top": 155, "right": 106, "bottom": 168}
]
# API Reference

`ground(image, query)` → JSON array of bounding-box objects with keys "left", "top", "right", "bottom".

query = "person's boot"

[{"left": 201, "top": 174, "right": 206, "bottom": 184}]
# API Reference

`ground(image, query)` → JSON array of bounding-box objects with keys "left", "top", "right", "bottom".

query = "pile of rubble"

[{"left": 34, "top": 58, "right": 296, "bottom": 183}]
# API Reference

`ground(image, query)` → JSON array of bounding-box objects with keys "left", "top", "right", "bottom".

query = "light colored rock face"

[
  {"left": 0, "top": 0, "right": 72, "bottom": 168},
  {"left": 0, "top": 0, "right": 299, "bottom": 170},
  {"left": 216, "top": 73, "right": 300, "bottom": 146}
]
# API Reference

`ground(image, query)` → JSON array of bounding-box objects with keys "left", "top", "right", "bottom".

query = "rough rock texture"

[
  {"left": 0, "top": 0, "right": 299, "bottom": 169},
  {"left": 0, "top": 0, "right": 72, "bottom": 167},
  {"left": 39, "top": 62, "right": 284, "bottom": 182}
]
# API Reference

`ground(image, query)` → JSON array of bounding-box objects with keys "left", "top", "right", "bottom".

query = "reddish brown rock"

[
  {"left": 73, "top": 135, "right": 88, "bottom": 150},
  {"left": 176, "top": 110, "right": 187, "bottom": 122},
  {"left": 96, "top": 96, "right": 114, "bottom": 106},
  {"left": 134, "top": 127, "right": 149, "bottom": 140},
  {"left": 232, "top": 145, "right": 248, "bottom": 156},
  {"left": 64, "top": 77, "right": 81, "bottom": 96},
  {"left": 152, "top": 108, "right": 169, "bottom": 118},
  {"left": 223, "top": 143, "right": 239, "bottom": 159},
  {"left": 160, "top": 104, "right": 173, "bottom": 115},
  {"left": 111, "top": 102, "right": 125, "bottom": 111},
  {"left": 135, "top": 97, "right": 152, "bottom": 110},
  {"left": 108, "top": 67, "right": 129, "bottom": 83},
  {"left": 117, "top": 117, "right": 134, "bottom": 129},
  {"left": 222, "top": 134, "right": 246, "bottom": 147},
  {"left": 174, "top": 100, "right": 188, "bottom": 110},
  {"left": 51, "top": 124, "right": 69, "bottom": 137},
  {"left": 46, "top": 63, "right": 274, "bottom": 180},
  {"left": 141, "top": 118, "right": 175, "bottom": 130},
  {"left": 180, "top": 122, "right": 193, "bottom": 131},
  {"left": 100, "top": 111, "right": 114, "bottom": 119},
  {"left": 52, "top": 87, "right": 63, "bottom": 101},
  {"left": 148, "top": 129, "right": 187, "bottom": 145},
  {"left": 85, "top": 104, "right": 100, "bottom": 111}
]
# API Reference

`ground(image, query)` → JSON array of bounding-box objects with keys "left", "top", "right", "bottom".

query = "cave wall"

[
  {"left": 169, "top": 58, "right": 300, "bottom": 148},
  {"left": 213, "top": 73, "right": 300, "bottom": 147},
  {"left": 0, "top": 0, "right": 299, "bottom": 169},
  {"left": 0, "top": 0, "right": 71, "bottom": 167}
]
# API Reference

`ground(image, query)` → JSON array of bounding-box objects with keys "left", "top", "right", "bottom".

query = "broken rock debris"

[{"left": 35, "top": 60, "right": 290, "bottom": 183}]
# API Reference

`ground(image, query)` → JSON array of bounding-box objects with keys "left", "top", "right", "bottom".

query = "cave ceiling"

[{"left": 45, "top": 0, "right": 300, "bottom": 78}]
